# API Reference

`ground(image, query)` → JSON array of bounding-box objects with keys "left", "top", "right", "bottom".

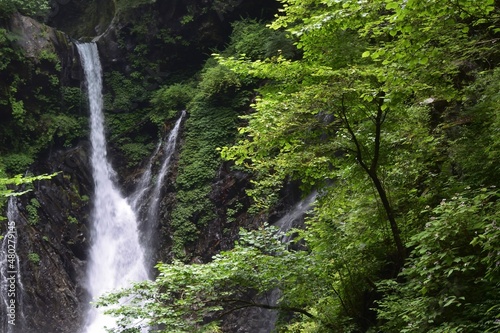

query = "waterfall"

[
  {"left": 240, "top": 192, "right": 317, "bottom": 333},
  {"left": 77, "top": 42, "right": 148, "bottom": 333},
  {"left": 128, "top": 139, "right": 162, "bottom": 212},
  {"left": 127, "top": 111, "right": 185, "bottom": 270},
  {"left": 274, "top": 191, "right": 317, "bottom": 243},
  {"left": 130, "top": 111, "right": 185, "bottom": 215},
  {"left": 0, "top": 197, "right": 25, "bottom": 333},
  {"left": 146, "top": 110, "right": 185, "bottom": 223},
  {"left": 142, "top": 111, "right": 185, "bottom": 266}
]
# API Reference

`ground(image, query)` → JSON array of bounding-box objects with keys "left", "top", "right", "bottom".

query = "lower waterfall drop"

[
  {"left": 244, "top": 192, "right": 317, "bottom": 333},
  {"left": 77, "top": 42, "right": 148, "bottom": 333}
]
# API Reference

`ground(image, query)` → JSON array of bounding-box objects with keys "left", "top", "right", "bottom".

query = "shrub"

[{"left": 28, "top": 252, "right": 41, "bottom": 265}]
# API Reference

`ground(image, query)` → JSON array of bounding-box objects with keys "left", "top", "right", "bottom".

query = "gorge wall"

[{"left": 0, "top": 1, "right": 299, "bottom": 331}]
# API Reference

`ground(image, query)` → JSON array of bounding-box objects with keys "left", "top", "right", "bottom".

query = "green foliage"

[
  {"left": 0, "top": 0, "right": 50, "bottom": 18},
  {"left": 26, "top": 198, "right": 41, "bottom": 226},
  {"left": 2, "top": 154, "right": 34, "bottom": 174},
  {"left": 67, "top": 216, "right": 78, "bottom": 225},
  {"left": 36, "top": 113, "right": 87, "bottom": 149},
  {"left": 450, "top": 67, "right": 500, "bottom": 184},
  {"left": 0, "top": 24, "right": 86, "bottom": 163},
  {"left": 180, "top": 14, "right": 194, "bottom": 25},
  {"left": 104, "top": 71, "right": 149, "bottom": 113},
  {"left": 38, "top": 49, "right": 62, "bottom": 71},
  {"left": 168, "top": 55, "right": 251, "bottom": 258},
  {"left": 170, "top": 102, "right": 238, "bottom": 257},
  {"left": 214, "top": 0, "right": 500, "bottom": 331},
  {"left": 120, "top": 142, "right": 154, "bottom": 168},
  {"left": 226, "top": 201, "right": 243, "bottom": 224},
  {"left": 197, "top": 64, "right": 243, "bottom": 102},
  {"left": 96, "top": 226, "right": 322, "bottom": 332},
  {"left": 224, "top": 19, "right": 296, "bottom": 60},
  {"left": 150, "top": 83, "right": 195, "bottom": 126},
  {"left": 106, "top": 112, "right": 146, "bottom": 141},
  {"left": 166, "top": 23, "right": 290, "bottom": 247},
  {"left": 27, "top": 252, "right": 41, "bottom": 265},
  {"left": 0, "top": 172, "right": 57, "bottom": 198},
  {"left": 61, "top": 86, "right": 83, "bottom": 113},
  {"left": 377, "top": 187, "right": 500, "bottom": 332},
  {"left": 0, "top": 28, "right": 16, "bottom": 71}
]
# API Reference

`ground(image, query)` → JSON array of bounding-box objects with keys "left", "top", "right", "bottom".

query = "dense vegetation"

[
  {"left": 0, "top": 0, "right": 49, "bottom": 19},
  {"left": 99, "top": 0, "right": 500, "bottom": 332}
]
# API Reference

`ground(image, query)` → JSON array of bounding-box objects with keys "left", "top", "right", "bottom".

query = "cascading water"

[
  {"left": 0, "top": 197, "right": 25, "bottom": 333},
  {"left": 130, "top": 111, "right": 185, "bottom": 216},
  {"left": 127, "top": 111, "right": 185, "bottom": 270},
  {"left": 77, "top": 42, "right": 148, "bottom": 333},
  {"left": 129, "top": 140, "right": 162, "bottom": 212},
  {"left": 141, "top": 111, "right": 185, "bottom": 266},
  {"left": 274, "top": 191, "right": 317, "bottom": 243},
  {"left": 145, "top": 110, "right": 185, "bottom": 224},
  {"left": 242, "top": 192, "right": 317, "bottom": 333}
]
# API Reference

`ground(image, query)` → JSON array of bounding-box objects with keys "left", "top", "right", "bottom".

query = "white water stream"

[
  {"left": 130, "top": 111, "right": 185, "bottom": 268},
  {"left": 78, "top": 42, "right": 149, "bottom": 333},
  {"left": 78, "top": 42, "right": 184, "bottom": 333},
  {"left": 0, "top": 197, "right": 25, "bottom": 333},
  {"left": 246, "top": 192, "right": 317, "bottom": 333},
  {"left": 274, "top": 191, "right": 317, "bottom": 243},
  {"left": 145, "top": 110, "right": 185, "bottom": 225},
  {"left": 129, "top": 139, "right": 162, "bottom": 212}
]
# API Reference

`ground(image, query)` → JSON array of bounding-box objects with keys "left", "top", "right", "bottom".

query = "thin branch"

[
  {"left": 370, "top": 102, "right": 383, "bottom": 173},
  {"left": 340, "top": 93, "right": 370, "bottom": 173}
]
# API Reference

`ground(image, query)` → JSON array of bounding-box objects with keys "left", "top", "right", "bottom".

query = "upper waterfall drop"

[{"left": 77, "top": 42, "right": 148, "bottom": 333}]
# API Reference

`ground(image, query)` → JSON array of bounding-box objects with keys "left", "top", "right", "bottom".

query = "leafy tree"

[
  {"left": 96, "top": 226, "right": 328, "bottom": 332},
  {"left": 377, "top": 187, "right": 500, "bottom": 332},
  {"left": 0, "top": 0, "right": 50, "bottom": 18},
  {"left": 219, "top": 0, "right": 500, "bottom": 331},
  {"left": 0, "top": 171, "right": 57, "bottom": 220}
]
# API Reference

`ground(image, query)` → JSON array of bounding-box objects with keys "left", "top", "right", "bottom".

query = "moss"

[
  {"left": 115, "top": 0, "right": 153, "bottom": 12},
  {"left": 26, "top": 198, "right": 41, "bottom": 226},
  {"left": 168, "top": 65, "right": 246, "bottom": 259},
  {"left": 28, "top": 252, "right": 41, "bottom": 265},
  {"left": 68, "top": 216, "right": 78, "bottom": 224}
]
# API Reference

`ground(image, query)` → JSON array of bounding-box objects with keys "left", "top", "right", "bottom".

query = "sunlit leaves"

[
  {"left": 0, "top": 172, "right": 59, "bottom": 198},
  {"left": 97, "top": 226, "right": 320, "bottom": 332}
]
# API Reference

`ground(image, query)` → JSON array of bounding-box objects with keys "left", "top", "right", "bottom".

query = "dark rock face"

[
  {"left": 47, "top": 0, "right": 115, "bottom": 38},
  {"left": 1, "top": 13, "right": 90, "bottom": 332},
  {"left": 47, "top": 0, "right": 281, "bottom": 73},
  {"left": 3, "top": 145, "right": 92, "bottom": 333},
  {"left": 8, "top": 11, "right": 80, "bottom": 83}
]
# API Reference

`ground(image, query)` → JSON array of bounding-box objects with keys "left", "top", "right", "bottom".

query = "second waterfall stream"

[{"left": 77, "top": 42, "right": 184, "bottom": 332}]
